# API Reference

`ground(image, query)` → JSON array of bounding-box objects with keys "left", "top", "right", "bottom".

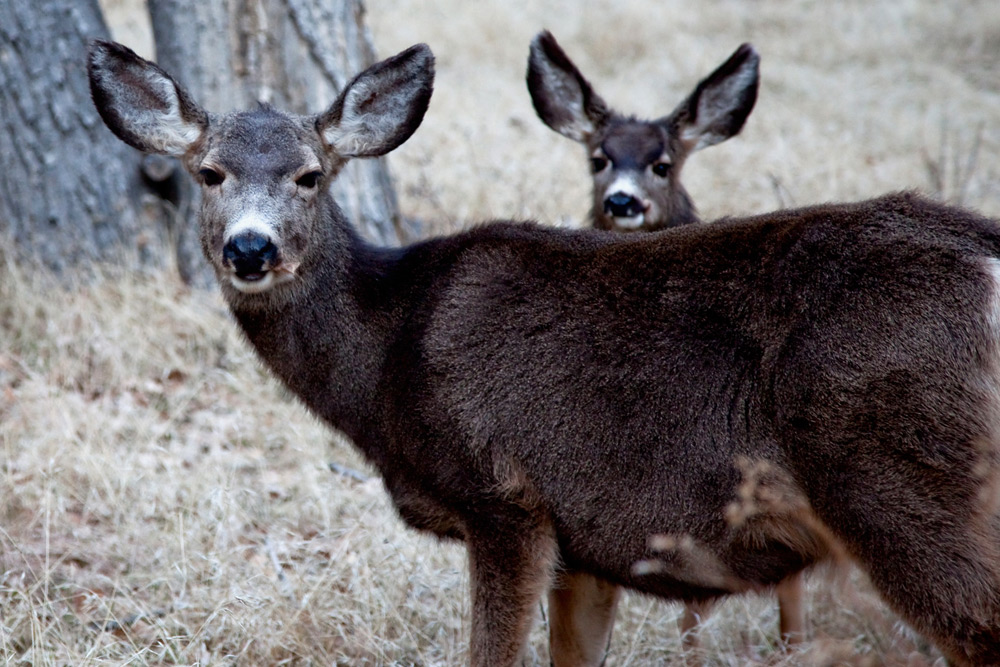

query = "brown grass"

[{"left": 6, "top": 0, "right": 1000, "bottom": 664}]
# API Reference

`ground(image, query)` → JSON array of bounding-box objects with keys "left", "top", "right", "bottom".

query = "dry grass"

[
  {"left": 6, "top": 0, "right": 1000, "bottom": 664},
  {"left": 0, "top": 260, "right": 943, "bottom": 664}
]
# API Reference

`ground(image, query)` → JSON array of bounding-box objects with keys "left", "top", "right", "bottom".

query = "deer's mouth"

[
  {"left": 229, "top": 269, "right": 275, "bottom": 293},
  {"left": 228, "top": 263, "right": 299, "bottom": 294},
  {"left": 222, "top": 229, "right": 300, "bottom": 294},
  {"left": 238, "top": 270, "right": 266, "bottom": 282},
  {"left": 603, "top": 189, "right": 650, "bottom": 230}
]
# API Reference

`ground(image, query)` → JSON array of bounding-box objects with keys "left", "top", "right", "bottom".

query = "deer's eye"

[
  {"left": 295, "top": 171, "right": 323, "bottom": 189},
  {"left": 199, "top": 168, "right": 225, "bottom": 186},
  {"left": 651, "top": 162, "right": 671, "bottom": 178},
  {"left": 590, "top": 157, "right": 608, "bottom": 173}
]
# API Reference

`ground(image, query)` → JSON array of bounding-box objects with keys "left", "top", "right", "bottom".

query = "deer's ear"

[
  {"left": 663, "top": 43, "right": 760, "bottom": 153},
  {"left": 317, "top": 44, "right": 434, "bottom": 159},
  {"left": 526, "top": 30, "right": 610, "bottom": 143},
  {"left": 88, "top": 39, "right": 207, "bottom": 156}
]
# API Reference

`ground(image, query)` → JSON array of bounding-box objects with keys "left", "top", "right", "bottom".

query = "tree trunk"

[
  {"left": 147, "top": 0, "right": 404, "bottom": 284},
  {"left": 0, "top": 0, "right": 405, "bottom": 283},
  {"left": 0, "top": 0, "right": 171, "bottom": 274}
]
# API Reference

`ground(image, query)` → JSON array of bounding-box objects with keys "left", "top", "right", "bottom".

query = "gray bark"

[
  {"left": 148, "top": 0, "right": 404, "bottom": 284},
  {"left": 0, "top": 0, "right": 171, "bottom": 274}
]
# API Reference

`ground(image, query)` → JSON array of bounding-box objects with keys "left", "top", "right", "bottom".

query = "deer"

[
  {"left": 527, "top": 30, "right": 759, "bottom": 233},
  {"left": 527, "top": 31, "right": 804, "bottom": 662},
  {"left": 89, "top": 39, "right": 1000, "bottom": 667}
]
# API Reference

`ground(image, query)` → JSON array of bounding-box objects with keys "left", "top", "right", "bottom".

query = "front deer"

[
  {"left": 527, "top": 30, "right": 758, "bottom": 232},
  {"left": 90, "top": 40, "right": 1000, "bottom": 667},
  {"left": 528, "top": 32, "right": 803, "bottom": 664}
]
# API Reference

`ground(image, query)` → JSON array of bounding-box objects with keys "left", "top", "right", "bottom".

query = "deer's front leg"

[
  {"left": 548, "top": 570, "right": 620, "bottom": 667},
  {"left": 466, "top": 512, "right": 557, "bottom": 667}
]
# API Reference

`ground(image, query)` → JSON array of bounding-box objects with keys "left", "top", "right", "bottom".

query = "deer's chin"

[
  {"left": 228, "top": 269, "right": 296, "bottom": 294},
  {"left": 613, "top": 213, "right": 645, "bottom": 230}
]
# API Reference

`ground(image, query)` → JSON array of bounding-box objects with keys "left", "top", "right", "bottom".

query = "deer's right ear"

[
  {"left": 317, "top": 44, "right": 434, "bottom": 159},
  {"left": 88, "top": 40, "right": 207, "bottom": 156},
  {"left": 526, "top": 30, "right": 610, "bottom": 143}
]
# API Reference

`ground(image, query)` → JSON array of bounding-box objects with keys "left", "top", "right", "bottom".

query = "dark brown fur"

[{"left": 90, "top": 40, "right": 1000, "bottom": 666}]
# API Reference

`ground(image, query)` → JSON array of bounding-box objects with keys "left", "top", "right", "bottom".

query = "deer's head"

[
  {"left": 528, "top": 31, "right": 759, "bottom": 231},
  {"left": 88, "top": 40, "right": 434, "bottom": 294}
]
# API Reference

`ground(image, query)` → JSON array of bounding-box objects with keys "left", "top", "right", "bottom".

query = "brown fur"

[{"left": 90, "top": 40, "right": 1000, "bottom": 666}]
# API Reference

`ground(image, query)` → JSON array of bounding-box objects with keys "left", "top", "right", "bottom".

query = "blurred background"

[
  {"left": 368, "top": 0, "right": 1000, "bottom": 231},
  {"left": 95, "top": 0, "right": 1000, "bottom": 236},
  {"left": 2, "top": 0, "right": 998, "bottom": 664}
]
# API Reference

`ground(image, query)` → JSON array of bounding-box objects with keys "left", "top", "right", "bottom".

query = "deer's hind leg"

[
  {"left": 808, "top": 461, "right": 1000, "bottom": 665},
  {"left": 548, "top": 570, "right": 621, "bottom": 667},
  {"left": 679, "top": 599, "right": 714, "bottom": 653}
]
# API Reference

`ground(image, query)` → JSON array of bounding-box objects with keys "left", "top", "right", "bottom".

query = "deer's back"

[{"left": 372, "top": 192, "right": 1000, "bottom": 596}]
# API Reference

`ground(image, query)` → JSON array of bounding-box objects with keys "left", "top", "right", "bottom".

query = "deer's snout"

[
  {"left": 223, "top": 230, "right": 278, "bottom": 280},
  {"left": 604, "top": 192, "right": 646, "bottom": 219}
]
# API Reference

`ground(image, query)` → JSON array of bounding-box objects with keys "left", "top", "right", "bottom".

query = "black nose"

[
  {"left": 604, "top": 192, "right": 644, "bottom": 218},
  {"left": 223, "top": 231, "right": 278, "bottom": 278}
]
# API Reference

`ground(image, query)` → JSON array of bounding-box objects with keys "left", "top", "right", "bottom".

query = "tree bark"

[
  {"left": 0, "top": 0, "right": 170, "bottom": 274},
  {"left": 147, "top": 0, "right": 404, "bottom": 284}
]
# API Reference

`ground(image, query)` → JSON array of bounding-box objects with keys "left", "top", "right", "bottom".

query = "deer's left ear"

[
  {"left": 663, "top": 43, "right": 760, "bottom": 153},
  {"left": 88, "top": 40, "right": 207, "bottom": 156},
  {"left": 317, "top": 44, "right": 435, "bottom": 159}
]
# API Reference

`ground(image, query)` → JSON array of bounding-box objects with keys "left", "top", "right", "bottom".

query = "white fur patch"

[
  {"left": 323, "top": 85, "right": 370, "bottom": 157},
  {"left": 681, "top": 61, "right": 758, "bottom": 152},
  {"left": 975, "top": 257, "right": 1000, "bottom": 512},
  {"left": 323, "top": 79, "right": 396, "bottom": 158},
  {"left": 982, "top": 258, "right": 1000, "bottom": 339},
  {"left": 605, "top": 174, "right": 643, "bottom": 201},
  {"left": 229, "top": 271, "right": 277, "bottom": 294},
  {"left": 225, "top": 209, "right": 277, "bottom": 245},
  {"left": 613, "top": 214, "right": 645, "bottom": 229},
  {"left": 533, "top": 55, "right": 594, "bottom": 142},
  {"left": 227, "top": 270, "right": 295, "bottom": 294},
  {"left": 980, "top": 258, "right": 1000, "bottom": 406},
  {"left": 128, "top": 70, "right": 202, "bottom": 155}
]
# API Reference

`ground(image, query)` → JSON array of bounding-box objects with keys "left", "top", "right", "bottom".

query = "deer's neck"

[{"left": 226, "top": 210, "right": 401, "bottom": 451}]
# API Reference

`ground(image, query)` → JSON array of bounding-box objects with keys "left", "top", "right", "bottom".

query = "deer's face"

[
  {"left": 191, "top": 110, "right": 332, "bottom": 294},
  {"left": 527, "top": 31, "right": 758, "bottom": 233},
  {"left": 88, "top": 39, "right": 434, "bottom": 296},
  {"left": 587, "top": 120, "right": 694, "bottom": 232}
]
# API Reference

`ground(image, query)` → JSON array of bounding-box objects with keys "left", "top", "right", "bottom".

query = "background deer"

[
  {"left": 90, "top": 39, "right": 1000, "bottom": 667},
  {"left": 527, "top": 30, "right": 759, "bottom": 233},
  {"left": 528, "top": 31, "right": 803, "bottom": 663}
]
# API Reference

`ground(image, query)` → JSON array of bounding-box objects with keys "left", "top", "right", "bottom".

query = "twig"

[
  {"left": 328, "top": 461, "right": 370, "bottom": 483},
  {"left": 89, "top": 609, "right": 167, "bottom": 632}
]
